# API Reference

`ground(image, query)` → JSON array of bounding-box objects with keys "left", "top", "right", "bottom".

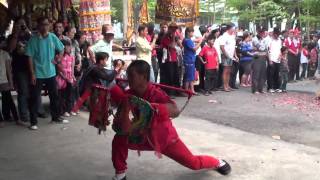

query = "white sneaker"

[
  {"left": 63, "top": 112, "right": 70, "bottom": 117},
  {"left": 112, "top": 173, "right": 126, "bottom": 180},
  {"left": 29, "top": 125, "right": 38, "bottom": 130},
  {"left": 70, "top": 112, "right": 77, "bottom": 116},
  {"left": 269, "top": 89, "right": 275, "bottom": 93},
  {"left": 276, "top": 89, "right": 282, "bottom": 93}
]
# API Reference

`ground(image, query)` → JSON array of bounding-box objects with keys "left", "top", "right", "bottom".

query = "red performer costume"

[{"left": 111, "top": 60, "right": 231, "bottom": 180}]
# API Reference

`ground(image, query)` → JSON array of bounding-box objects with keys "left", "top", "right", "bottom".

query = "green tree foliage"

[{"left": 110, "top": 0, "right": 123, "bottom": 22}]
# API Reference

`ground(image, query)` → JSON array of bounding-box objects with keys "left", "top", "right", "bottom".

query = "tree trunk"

[{"left": 213, "top": 3, "right": 216, "bottom": 23}]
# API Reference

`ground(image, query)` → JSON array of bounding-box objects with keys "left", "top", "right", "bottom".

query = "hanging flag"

[
  {"left": 79, "top": 0, "right": 111, "bottom": 32},
  {"left": 126, "top": 0, "right": 134, "bottom": 41},
  {"left": 155, "top": 0, "right": 199, "bottom": 26},
  {"left": 139, "top": 0, "right": 150, "bottom": 24}
]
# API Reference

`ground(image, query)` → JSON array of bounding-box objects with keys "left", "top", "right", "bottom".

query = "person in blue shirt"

[
  {"left": 183, "top": 27, "right": 202, "bottom": 94},
  {"left": 239, "top": 32, "right": 254, "bottom": 87},
  {"left": 25, "top": 17, "right": 69, "bottom": 130}
]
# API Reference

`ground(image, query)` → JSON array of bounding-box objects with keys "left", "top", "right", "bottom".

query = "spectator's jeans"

[
  {"left": 59, "top": 83, "right": 73, "bottom": 115},
  {"left": 307, "top": 62, "right": 318, "bottom": 78},
  {"left": 217, "top": 63, "right": 224, "bottom": 88},
  {"left": 163, "top": 62, "right": 179, "bottom": 95},
  {"left": 1, "top": 90, "right": 19, "bottom": 121},
  {"left": 288, "top": 53, "right": 300, "bottom": 81},
  {"left": 0, "top": 111, "right": 3, "bottom": 122},
  {"left": 151, "top": 56, "right": 159, "bottom": 83},
  {"left": 229, "top": 61, "right": 239, "bottom": 88},
  {"left": 30, "top": 77, "right": 59, "bottom": 125},
  {"left": 252, "top": 56, "right": 267, "bottom": 93},
  {"left": 204, "top": 69, "right": 218, "bottom": 92},
  {"left": 267, "top": 62, "right": 280, "bottom": 90},
  {"left": 15, "top": 72, "right": 30, "bottom": 121},
  {"left": 280, "top": 71, "right": 289, "bottom": 91},
  {"left": 72, "top": 80, "right": 80, "bottom": 109},
  {"left": 300, "top": 63, "right": 308, "bottom": 79}
]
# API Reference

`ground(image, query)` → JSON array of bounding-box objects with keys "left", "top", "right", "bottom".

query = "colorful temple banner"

[
  {"left": 79, "top": 0, "right": 111, "bottom": 32},
  {"left": 126, "top": 0, "right": 134, "bottom": 41},
  {"left": 155, "top": 0, "right": 199, "bottom": 26},
  {"left": 139, "top": 0, "right": 150, "bottom": 24}
]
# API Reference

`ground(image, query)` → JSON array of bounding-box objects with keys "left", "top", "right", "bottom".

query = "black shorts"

[{"left": 240, "top": 61, "right": 252, "bottom": 75}]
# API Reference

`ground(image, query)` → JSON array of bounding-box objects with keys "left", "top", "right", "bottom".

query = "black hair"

[
  {"left": 127, "top": 60, "right": 150, "bottom": 81},
  {"left": 61, "top": 39, "right": 71, "bottom": 46},
  {"left": 54, "top": 21, "right": 64, "bottom": 28},
  {"left": 273, "top": 27, "right": 280, "bottom": 35},
  {"left": 113, "top": 59, "right": 125, "bottom": 67},
  {"left": 14, "top": 16, "right": 25, "bottom": 23},
  {"left": 302, "top": 42, "right": 308, "bottom": 47},
  {"left": 281, "top": 46, "right": 287, "bottom": 53},
  {"left": 75, "top": 31, "right": 84, "bottom": 41},
  {"left": 147, "top": 22, "right": 155, "bottom": 33},
  {"left": 64, "top": 26, "right": 75, "bottom": 35},
  {"left": 199, "top": 25, "right": 208, "bottom": 36},
  {"left": 138, "top": 24, "right": 148, "bottom": 34},
  {"left": 242, "top": 32, "right": 251, "bottom": 41},
  {"left": 185, "top": 27, "right": 194, "bottom": 38},
  {"left": 95, "top": 52, "right": 109, "bottom": 64},
  {"left": 308, "top": 42, "right": 316, "bottom": 50},
  {"left": 226, "top": 23, "right": 235, "bottom": 31},
  {"left": 207, "top": 34, "right": 216, "bottom": 41},
  {"left": 220, "top": 23, "right": 228, "bottom": 34},
  {"left": 37, "top": 17, "right": 49, "bottom": 25}
]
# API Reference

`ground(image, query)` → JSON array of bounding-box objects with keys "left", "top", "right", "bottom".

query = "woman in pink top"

[{"left": 56, "top": 40, "right": 76, "bottom": 117}]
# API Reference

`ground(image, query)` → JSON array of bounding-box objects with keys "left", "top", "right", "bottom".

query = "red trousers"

[{"left": 112, "top": 135, "right": 220, "bottom": 174}]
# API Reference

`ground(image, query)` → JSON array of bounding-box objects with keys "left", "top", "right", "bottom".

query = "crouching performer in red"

[{"left": 111, "top": 60, "right": 231, "bottom": 180}]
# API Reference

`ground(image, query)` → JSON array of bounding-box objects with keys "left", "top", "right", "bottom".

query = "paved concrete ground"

[{"left": 1, "top": 79, "right": 320, "bottom": 180}]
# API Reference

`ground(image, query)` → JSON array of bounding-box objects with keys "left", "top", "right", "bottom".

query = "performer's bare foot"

[{"left": 216, "top": 159, "right": 232, "bottom": 175}]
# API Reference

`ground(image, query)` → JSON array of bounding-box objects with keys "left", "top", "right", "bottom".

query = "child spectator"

[
  {"left": 113, "top": 59, "right": 128, "bottom": 90},
  {"left": 56, "top": 40, "right": 76, "bottom": 117},
  {"left": 300, "top": 43, "right": 309, "bottom": 80},
  {"left": 113, "top": 59, "right": 127, "bottom": 79},
  {"left": 199, "top": 35, "right": 219, "bottom": 96},
  {"left": 80, "top": 52, "right": 117, "bottom": 95},
  {"left": 279, "top": 47, "right": 289, "bottom": 92},
  {"left": 308, "top": 43, "right": 318, "bottom": 80}
]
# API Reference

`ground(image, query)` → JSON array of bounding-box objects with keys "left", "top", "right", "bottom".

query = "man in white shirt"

[
  {"left": 89, "top": 24, "right": 123, "bottom": 70},
  {"left": 267, "top": 27, "right": 282, "bottom": 93},
  {"left": 220, "top": 23, "right": 238, "bottom": 92}
]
